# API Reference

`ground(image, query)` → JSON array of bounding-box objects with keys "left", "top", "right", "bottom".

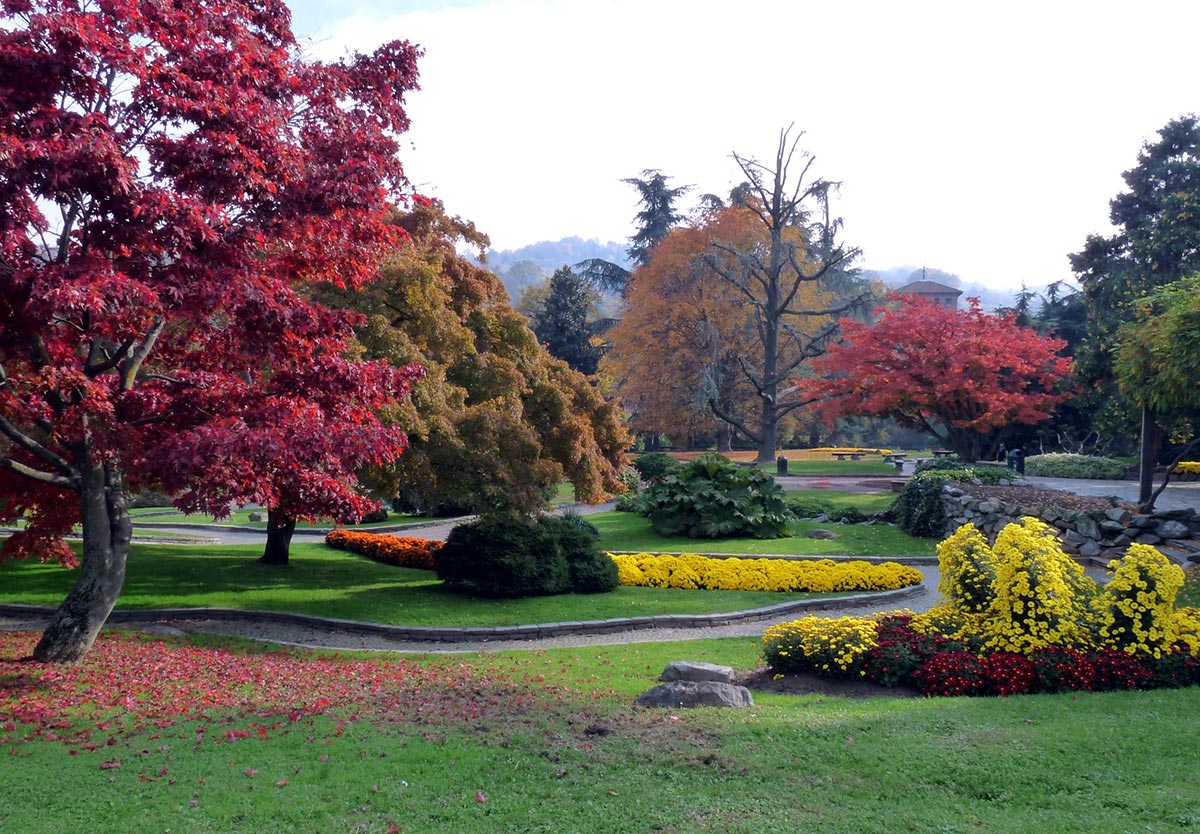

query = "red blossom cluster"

[
  {"left": 844, "top": 615, "right": 1200, "bottom": 697},
  {"left": 0, "top": 632, "right": 541, "bottom": 750},
  {"left": 324, "top": 530, "right": 442, "bottom": 570}
]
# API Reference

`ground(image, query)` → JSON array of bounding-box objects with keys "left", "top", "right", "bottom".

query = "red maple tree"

[
  {"left": 802, "top": 296, "right": 1073, "bottom": 460},
  {"left": 0, "top": 0, "right": 424, "bottom": 661}
]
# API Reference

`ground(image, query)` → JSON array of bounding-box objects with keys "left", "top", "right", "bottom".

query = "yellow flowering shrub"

[
  {"left": 608, "top": 553, "right": 922, "bottom": 593},
  {"left": 1172, "top": 461, "right": 1200, "bottom": 475},
  {"left": 761, "top": 615, "right": 878, "bottom": 677},
  {"left": 1096, "top": 543, "right": 1185, "bottom": 658},
  {"left": 935, "top": 523, "right": 997, "bottom": 614},
  {"left": 981, "top": 517, "right": 1098, "bottom": 654},
  {"left": 1174, "top": 607, "right": 1200, "bottom": 656}
]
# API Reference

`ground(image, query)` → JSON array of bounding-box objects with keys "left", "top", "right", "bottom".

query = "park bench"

[
  {"left": 932, "top": 449, "right": 955, "bottom": 458},
  {"left": 832, "top": 452, "right": 864, "bottom": 461}
]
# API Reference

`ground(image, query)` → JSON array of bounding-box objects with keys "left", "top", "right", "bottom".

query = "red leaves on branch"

[
  {"left": 0, "top": 1, "right": 427, "bottom": 562},
  {"left": 803, "top": 295, "right": 1072, "bottom": 456}
]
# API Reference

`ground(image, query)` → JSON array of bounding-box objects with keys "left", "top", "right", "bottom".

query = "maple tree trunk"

[
  {"left": 260, "top": 508, "right": 296, "bottom": 566},
  {"left": 33, "top": 463, "right": 131, "bottom": 664}
]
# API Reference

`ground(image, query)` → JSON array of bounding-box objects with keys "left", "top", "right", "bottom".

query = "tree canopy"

[
  {"left": 320, "top": 199, "right": 627, "bottom": 518},
  {"left": 0, "top": 0, "right": 423, "bottom": 661},
  {"left": 803, "top": 296, "right": 1073, "bottom": 461}
]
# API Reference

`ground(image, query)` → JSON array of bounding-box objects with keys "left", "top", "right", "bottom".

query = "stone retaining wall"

[{"left": 941, "top": 485, "right": 1200, "bottom": 562}]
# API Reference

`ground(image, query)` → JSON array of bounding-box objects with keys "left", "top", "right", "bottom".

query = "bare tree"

[{"left": 705, "top": 126, "right": 869, "bottom": 462}]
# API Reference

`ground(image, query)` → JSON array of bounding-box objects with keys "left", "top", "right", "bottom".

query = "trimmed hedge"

[{"left": 1024, "top": 453, "right": 1128, "bottom": 479}]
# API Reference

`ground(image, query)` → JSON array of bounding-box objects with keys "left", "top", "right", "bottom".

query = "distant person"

[{"left": 996, "top": 444, "right": 1006, "bottom": 463}]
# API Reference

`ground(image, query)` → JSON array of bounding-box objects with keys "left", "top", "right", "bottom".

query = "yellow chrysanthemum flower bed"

[
  {"left": 610, "top": 552, "right": 922, "bottom": 593},
  {"left": 1172, "top": 461, "right": 1200, "bottom": 475},
  {"left": 762, "top": 616, "right": 879, "bottom": 677}
]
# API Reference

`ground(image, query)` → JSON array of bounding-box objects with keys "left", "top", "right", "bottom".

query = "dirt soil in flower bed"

[
  {"left": 962, "top": 484, "right": 1129, "bottom": 514},
  {"left": 734, "top": 667, "right": 920, "bottom": 699}
]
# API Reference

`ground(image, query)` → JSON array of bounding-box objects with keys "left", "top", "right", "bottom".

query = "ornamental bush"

[
  {"left": 935, "top": 524, "right": 997, "bottom": 614},
  {"left": 982, "top": 517, "right": 1097, "bottom": 654},
  {"left": 761, "top": 616, "right": 878, "bottom": 677},
  {"left": 542, "top": 515, "right": 619, "bottom": 594},
  {"left": 1024, "top": 453, "right": 1128, "bottom": 479},
  {"left": 891, "top": 472, "right": 951, "bottom": 538},
  {"left": 631, "top": 453, "right": 680, "bottom": 481},
  {"left": 1095, "top": 543, "right": 1185, "bottom": 658},
  {"left": 637, "top": 453, "right": 793, "bottom": 539}
]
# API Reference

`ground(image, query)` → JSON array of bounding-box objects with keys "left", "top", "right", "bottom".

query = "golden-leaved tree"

[{"left": 318, "top": 199, "right": 627, "bottom": 516}]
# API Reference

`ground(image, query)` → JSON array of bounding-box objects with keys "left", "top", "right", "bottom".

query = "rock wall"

[{"left": 941, "top": 485, "right": 1200, "bottom": 563}]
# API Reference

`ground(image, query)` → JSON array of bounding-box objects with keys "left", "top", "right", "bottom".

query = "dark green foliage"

[
  {"left": 638, "top": 453, "right": 793, "bottom": 539},
  {"left": 786, "top": 496, "right": 865, "bottom": 523},
  {"left": 891, "top": 473, "right": 950, "bottom": 538},
  {"left": 631, "top": 452, "right": 680, "bottom": 481},
  {"left": 530, "top": 266, "right": 602, "bottom": 375},
  {"left": 542, "top": 514, "right": 619, "bottom": 594},
  {"left": 435, "top": 515, "right": 616, "bottom": 598},
  {"left": 1025, "top": 453, "right": 1129, "bottom": 479},
  {"left": 915, "top": 458, "right": 1010, "bottom": 485}
]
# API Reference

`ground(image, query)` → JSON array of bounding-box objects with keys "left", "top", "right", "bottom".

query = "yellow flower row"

[
  {"left": 609, "top": 552, "right": 922, "bottom": 593},
  {"left": 807, "top": 447, "right": 893, "bottom": 455},
  {"left": 1173, "top": 461, "right": 1200, "bottom": 474}
]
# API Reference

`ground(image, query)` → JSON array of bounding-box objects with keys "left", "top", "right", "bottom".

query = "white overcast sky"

[{"left": 288, "top": 0, "right": 1199, "bottom": 291}]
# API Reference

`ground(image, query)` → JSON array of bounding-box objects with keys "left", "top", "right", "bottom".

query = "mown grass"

[
  {"left": 592, "top": 510, "right": 936, "bottom": 558},
  {"left": 129, "top": 506, "right": 445, "bottom": 529},
  {"left": 785, "top": 489, "right": 896, "bottom": 514},
  {"left": 0, "top": 542, "right": 856, "bottom": 627},
  {"left": 3, "top": 632, "right": 1199, "bottom": 834}
]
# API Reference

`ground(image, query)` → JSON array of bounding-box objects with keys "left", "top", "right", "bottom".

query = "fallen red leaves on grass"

[{"left": 0, "top": 631, "right": 556, "bottom": 749}]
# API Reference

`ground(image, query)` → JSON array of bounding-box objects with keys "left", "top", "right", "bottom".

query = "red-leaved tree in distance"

[
  {"left": 801, "top": 296, "right": 1073, "bottom": 461},
  {"left": 0, "top": 0, "right": 424, "bottom": 662}
]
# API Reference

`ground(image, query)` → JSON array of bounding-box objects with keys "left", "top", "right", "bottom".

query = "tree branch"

[
  {"left": 707, "top": 398, "right": 760, "bottom": 445},
  {"left": 120, "top": 318, "right": 166, "bottom": 391},
  {"left": 0, "top": 412, "right": 79, "bottom": 482},
  {"left": 0, "top": 457, "right": 78, "bottom": 489}
]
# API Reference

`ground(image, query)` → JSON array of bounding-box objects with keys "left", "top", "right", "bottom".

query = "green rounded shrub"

[
  {"left": 631, "top": 452, "right": 680, "bottom": 481},
  {"left": 1025, "top": 453, "right": 1128, "bottom": 479},
  {"left": 435, "top": 515, "right": 617, "bottom": 597},
  {"left": 540, "top": 514, "right": 619, "bottom": 594}
]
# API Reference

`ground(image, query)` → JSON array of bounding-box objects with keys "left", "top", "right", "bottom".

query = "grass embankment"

[
  {"left": 0, "top": 542, "right": 852, "bottom": 627},
  {"left": 591, "top": 510, "right": 934, "bottom": 559},
  {"left": 2, "top": 630, "right": 1198, "bottom": 834}
]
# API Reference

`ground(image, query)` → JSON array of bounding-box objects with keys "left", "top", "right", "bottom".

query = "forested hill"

[{"left": 471, "top": 237, "right": 632, "bottom": 301}]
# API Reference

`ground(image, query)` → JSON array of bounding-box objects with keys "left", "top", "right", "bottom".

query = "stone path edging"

[{"left": 0, "top": 582, "right": 926, "bottom": 644}]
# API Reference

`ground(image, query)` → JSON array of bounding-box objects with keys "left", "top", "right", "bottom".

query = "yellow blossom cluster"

[
  {"left": 609, "top": 552, "right": 922, "bottom": 593},
  {"left": 1172, "top": 461, "right": 1200, "bottom": 475},
  {"left": 1096, "top": 543, "right": 1186, "bottom": 658},
  {"left": 761, "top": 615, "right": 879, "bottom": 676},
  {"left": 807, "top": 447, "right": 892, "bottom": 455},
  {"left": 983, "top": 517, "right": 1097, "bottom": 653},
  {"left": 1174, "top": 607, "right": 1200, "bottom": 655},
  {"left": 936, "top": 524, "right": 997, "bottom": 614}
]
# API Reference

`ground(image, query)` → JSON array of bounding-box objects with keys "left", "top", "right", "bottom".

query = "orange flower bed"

[{"left": 324, "top": 529, "right": 442, "bottom": 571}]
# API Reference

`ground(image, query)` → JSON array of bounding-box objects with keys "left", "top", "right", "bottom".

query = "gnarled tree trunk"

[
  {"left": 260, "top": 507, "right": 295, "bottom": 565},
  {"left": 33, "top": 463, "right": 131, "bottom": 664}
]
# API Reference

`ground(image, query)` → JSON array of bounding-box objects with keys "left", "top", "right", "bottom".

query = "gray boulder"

[
  {"left": 804, "top": 529, "right": 837, "bottom": 540},
  {"left": 660, "top": 661, "right": 734, "bottom": 684},
  {"left": 1155, "top": 520, "right": 1191, "bottom": 540},
  {"left": 635, "top": 681, "right": 754, "bottom": 709}
]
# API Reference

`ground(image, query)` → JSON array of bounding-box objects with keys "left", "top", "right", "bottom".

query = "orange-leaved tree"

[
  {"left": 603, "top": 204, "right": 765, "bottom": 450},
  {"left": 802, "top": 295, "right": 1074, "bottom": 461}
]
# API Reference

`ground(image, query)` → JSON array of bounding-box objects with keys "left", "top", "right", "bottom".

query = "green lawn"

[
  {"left": 129, "top": 507, "right": 446, "bottom": 529},
  {"left": 3, "top": 632, "right": 1199, "bottom": 834},
  {"left": 592, "top": 510, "right": 935, "bottom": 558},
  {"left": 0, "top": 542, "right": 850, "bottom": 627},
  {"left": 769, "top": 458, "right": 898, "bottom": 476},
  {"left": 785, "top": 488, "right": 896, "bottom": 514}
]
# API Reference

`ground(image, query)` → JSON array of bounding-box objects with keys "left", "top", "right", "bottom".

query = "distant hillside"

[{"left": 472, "top": 237, "right": 632, "bottom": 301}]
